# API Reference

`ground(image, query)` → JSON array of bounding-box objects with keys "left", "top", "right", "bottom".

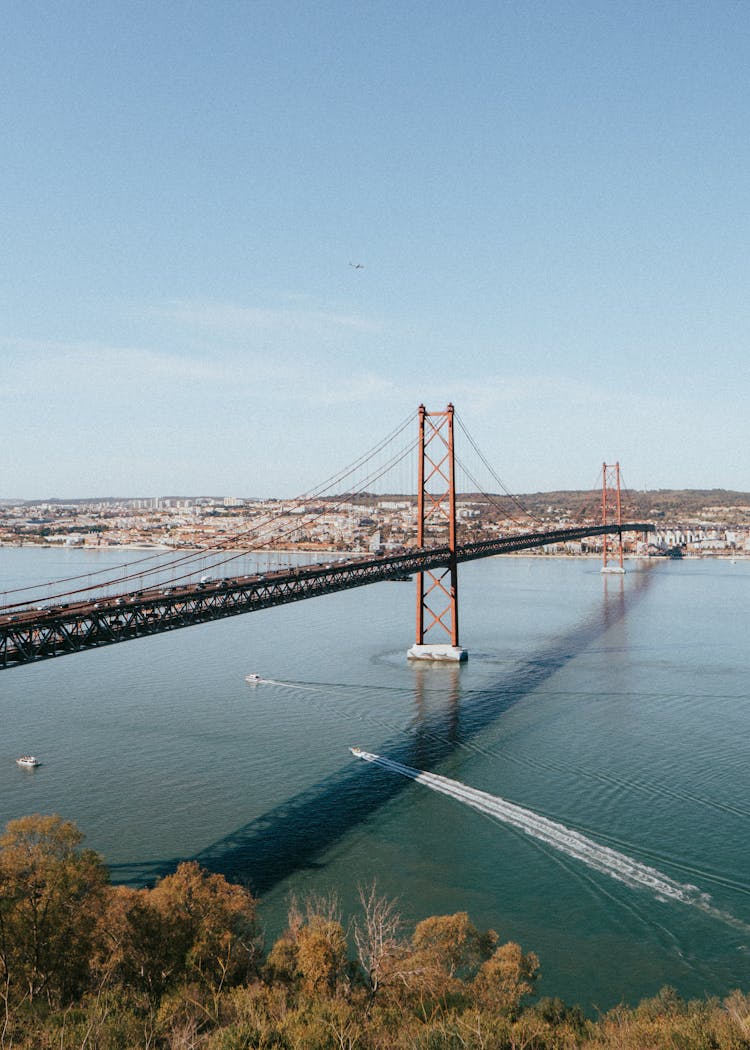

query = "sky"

[{"left": 2, "top": 0, "right": 749, "bottom": 498}]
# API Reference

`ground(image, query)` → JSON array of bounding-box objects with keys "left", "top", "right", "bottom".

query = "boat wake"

[
  {"left": 350, "top": 748, "right": 749, "bottom": 932},
  {"left": 244, "top": 677, "right": 312, "bottom": 690}
]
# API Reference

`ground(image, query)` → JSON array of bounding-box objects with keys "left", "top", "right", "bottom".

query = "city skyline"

[{"left": 3, "top": 2, "right": 749, "bottom": 498}]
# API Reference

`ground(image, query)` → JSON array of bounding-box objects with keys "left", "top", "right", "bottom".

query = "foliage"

[
  {"left": 265, "top": 893, "right": 350, "bottom": 1000},
  {"left": 472, "top": 940, "right": 539, "bottom": 1017},
  {"left": 0, "top": 814, "right": 108, "bottom": 1009},
  {"left": 149, "top": 861, "right": 261, "bottom": 992},
  {"left": 2, "top": 815, "right": 750, "bottom": 1049}
]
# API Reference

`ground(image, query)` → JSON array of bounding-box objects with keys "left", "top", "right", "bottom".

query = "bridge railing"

[
  {"left": 457, "top": 523, "right": 654, "bottom": 562},
  {"left": 0, "top": 523, "right": 653, "bottom": 670}
]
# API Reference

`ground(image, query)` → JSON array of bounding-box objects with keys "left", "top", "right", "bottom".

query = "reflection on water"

[
  {"left": 112, "top": 565, "right": 653, "bottom": 892},
  {"left": 2, "top": 551, "right": 750, "bottom": 1010}
]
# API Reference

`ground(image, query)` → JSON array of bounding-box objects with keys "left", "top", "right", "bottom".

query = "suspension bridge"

[{"left": 0, "top": 405, "right": 652, "bottom": 670}]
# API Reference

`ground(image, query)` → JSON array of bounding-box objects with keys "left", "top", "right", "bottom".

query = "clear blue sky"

[{"left": 3, "top": 1, "right": 748, "bottom": 498}]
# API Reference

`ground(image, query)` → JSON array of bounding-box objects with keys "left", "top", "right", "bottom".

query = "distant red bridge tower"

[{"left": 601, "top": 461, "right": 625, "bottom": 574}]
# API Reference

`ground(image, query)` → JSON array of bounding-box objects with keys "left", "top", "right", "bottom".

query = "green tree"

[
  {"left": 265, "top": 893, "right": 349, "bottom": 1000},
  {"left": 411, "top": 912, "right": 488, "bottom": 981},
  {"left": 148, "top": 862, "right": 260, "bottom": 995},
  {"left": 92, "top": 884, "right": 185, "bottom": 1003},
  {"left": 0, "top": 814, "right": 108, "bottom": 1011},
  {"left": 295, "top": 916, "right": 348, "bottom": 997},
  {"left": 395, "top": 912, "right": 494, "bottom": 1012},
  {"left": 472, "top": 941, "right": 539, "bottom": 1018}
]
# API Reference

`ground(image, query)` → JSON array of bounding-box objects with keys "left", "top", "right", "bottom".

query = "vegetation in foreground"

[{"left": 1, "top": 815, "right": 749, "bottom": 1049}]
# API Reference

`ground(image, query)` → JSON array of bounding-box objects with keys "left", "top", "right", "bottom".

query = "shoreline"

[{"left": 0, "top": 541, "right": 746, "bottom": 561}]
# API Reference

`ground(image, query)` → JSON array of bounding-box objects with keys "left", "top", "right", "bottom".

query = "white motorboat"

[
  {"left": 16, "top": 756, "right": 40, "bottom": 768},
  {"left": 245, "top": 673, "right": 262, "bottom": 684},
  {"left": 349, "top": 745, "right": 363, "bottom": 756}
]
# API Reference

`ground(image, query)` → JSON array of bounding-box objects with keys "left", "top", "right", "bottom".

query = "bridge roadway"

[{"left": 0, "top": 523, "right": 652, "bottom": 669}]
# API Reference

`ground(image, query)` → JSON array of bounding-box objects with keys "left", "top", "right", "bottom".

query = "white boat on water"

[
  {"left": 245, "top": 673, "right": 262, "bottom": 684},
  {"left": 349, "top": 745, "right": 364, "bottom": 756},
  {"left": 16, "top": 756, "right": 40, "bottom": 768}
]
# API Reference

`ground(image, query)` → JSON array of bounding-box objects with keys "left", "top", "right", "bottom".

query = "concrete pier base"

[{"left": 407, "top": 643, "right": 468, "bottom": 662}]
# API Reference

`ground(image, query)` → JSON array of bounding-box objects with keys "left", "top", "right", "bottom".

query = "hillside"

[{"left": 510, "top": 489, "right": 750, "bottom": 524}]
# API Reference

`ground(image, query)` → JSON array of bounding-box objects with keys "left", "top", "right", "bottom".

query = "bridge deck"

[{"left": 0, "top": 524, "right": 652, "bottom": 669}]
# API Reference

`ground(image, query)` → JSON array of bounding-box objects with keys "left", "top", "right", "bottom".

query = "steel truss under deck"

[{"left": 1, "top": 523, "right": 651, "bottom": 670}]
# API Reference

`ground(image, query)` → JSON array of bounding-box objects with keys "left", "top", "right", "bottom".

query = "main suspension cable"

[
  {"left": 455, "top": 455, "right": 542, "bottom": 530},
  {"left": 1, "top": 427, "right": 419, "bottom": 608},
  {"left": 454, "top": 413, "right": 544, "bottom": 525},
  {"left": 0, "top": 409, "right": 416, "bottom": 607}
]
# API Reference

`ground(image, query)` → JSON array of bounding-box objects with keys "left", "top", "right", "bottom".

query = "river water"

[{"left": 1, "top": 547, "right": 749, "bottom": 1010}]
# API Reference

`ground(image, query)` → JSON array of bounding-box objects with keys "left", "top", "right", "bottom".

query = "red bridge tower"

[
  {"left": 407, "top": 404, "right": 468, "bottom": 662},
  {"left": 601, "top": 461, "right": 626, "bottom": 574}
]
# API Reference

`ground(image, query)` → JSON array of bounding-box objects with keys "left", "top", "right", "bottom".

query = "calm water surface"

[{"left": 1, "top": 548, "right": 749, "bottom": 1010}]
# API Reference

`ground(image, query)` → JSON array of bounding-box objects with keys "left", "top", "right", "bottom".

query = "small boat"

[
  {"left": 16, "top": 756, "right": 40, "bottom": 768},
  {"left": 245, "top": 673, "right": 262, "bottom": 684},
  {"left": 349, "top": 745, "right": 363, "bottom": 757}
]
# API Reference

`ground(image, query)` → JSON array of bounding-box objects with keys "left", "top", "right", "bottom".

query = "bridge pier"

[{"left": 407, "top": 643, "right": 468, "bottom": 662}]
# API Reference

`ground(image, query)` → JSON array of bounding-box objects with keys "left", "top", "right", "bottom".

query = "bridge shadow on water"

[{"left": 110, "top": 568, "right": 655, "bottom": 894}]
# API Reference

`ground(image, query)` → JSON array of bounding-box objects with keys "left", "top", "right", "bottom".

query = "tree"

[
  {"left": 724, "top": 989, "right": 750, "bottom": 1040},
  {"left": 92, "top": 884, "right": 185, "bottom": 1003},
  {"left": 296, "top": 916, "right": 348, "bottom": 997},
  {"left": 353, "top": 882, "right": 409, "bottom": 1004},
  {"left": 266, "top": 892, "right": 349, "bottom": 999},
  {"left": 472, "top": 941, "right": 539, "bottom": 1018},
  {"left": 411, "top": 911, "right": 488, "bottom": 981},
  {"left": 0, "top": 814, "right": 108, "bottom": 1010},
  {"left": 393, "top": 912, "right": 496, "bottom": 1010},
  {"left": 148, "top": 862, "right": 260, "bottom": 995}
]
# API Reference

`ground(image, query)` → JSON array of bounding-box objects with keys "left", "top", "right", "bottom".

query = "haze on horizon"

[{"left": 2, "top": 2, "right": 748, "bottom": 500}]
